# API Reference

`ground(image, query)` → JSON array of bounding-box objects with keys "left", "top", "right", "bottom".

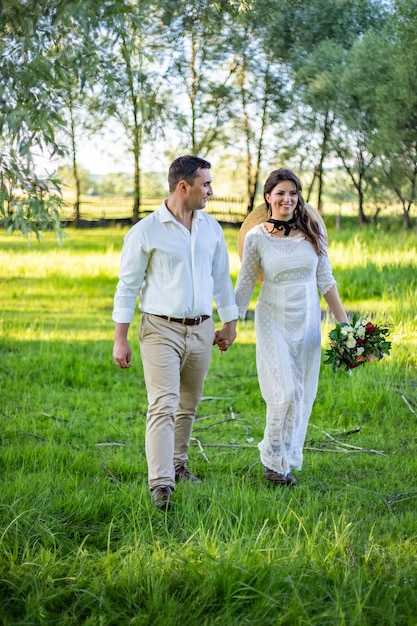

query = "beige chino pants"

[{"left": 139, "top": 313, "right": 215, "bottom": 491}]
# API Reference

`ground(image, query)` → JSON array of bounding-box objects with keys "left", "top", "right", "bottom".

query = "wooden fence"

[{"left": 61, "top": 195, "right": 248, "bottom": 224}]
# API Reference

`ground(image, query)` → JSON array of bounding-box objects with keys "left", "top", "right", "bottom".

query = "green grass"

[{"left": 0, "top": 219, "right": 416, "bottom": 625}]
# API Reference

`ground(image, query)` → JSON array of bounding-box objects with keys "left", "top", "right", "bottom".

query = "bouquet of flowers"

[{"left": 324, "top": 312, "right": 392, "bottom": 373}]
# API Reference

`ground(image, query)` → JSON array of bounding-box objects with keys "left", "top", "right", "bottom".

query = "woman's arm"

[{"left": 323, "top": 285, "right": 349, "bottom": 324}]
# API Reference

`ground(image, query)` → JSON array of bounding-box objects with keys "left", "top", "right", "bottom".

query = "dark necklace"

[{"left": 267, "top": 216, "right": 297, "bottom": 236}]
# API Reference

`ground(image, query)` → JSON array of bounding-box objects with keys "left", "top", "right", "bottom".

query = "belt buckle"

[{"left": 182, "top": 315, "right": 202, "bottom": 325}]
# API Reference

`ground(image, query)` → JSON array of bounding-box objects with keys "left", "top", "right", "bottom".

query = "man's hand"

[
  {"left": 113, "top": 338, "right": 132, "bottom": 368},
  {"left": 113, "top": 322, "right": 132, "bottom": 368}
]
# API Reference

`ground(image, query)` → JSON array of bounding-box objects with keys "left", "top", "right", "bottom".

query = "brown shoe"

[
  {"left": 175, "top": 464, "right": 201, "bottom": 483},
  {"left": 152, "top": 486, "right": 174, "bottom": 510},
  {"left": 264, "top": 467, "right": 288, "bottom": 484}
]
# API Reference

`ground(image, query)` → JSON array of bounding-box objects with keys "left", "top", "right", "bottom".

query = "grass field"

[{"left": 0, "top": 217, "right": 416, "bottom": 625}]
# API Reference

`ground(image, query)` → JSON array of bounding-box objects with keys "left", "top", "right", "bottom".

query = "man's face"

[{"left": 185, "top": 168, "right": 213, "bottom": 210}]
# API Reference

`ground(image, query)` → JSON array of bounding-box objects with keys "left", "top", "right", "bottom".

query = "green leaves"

[{"left": 0, "top": 151, "right": 66, "bottom": 243}]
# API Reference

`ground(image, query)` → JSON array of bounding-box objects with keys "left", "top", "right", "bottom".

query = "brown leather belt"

[{"left": 155, "top": 315, "right": 210, "bottom": 326}]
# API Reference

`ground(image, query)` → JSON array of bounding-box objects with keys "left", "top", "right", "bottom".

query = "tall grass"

[{"left": 0, "top": 219, "right": 416, "bottom": 625}]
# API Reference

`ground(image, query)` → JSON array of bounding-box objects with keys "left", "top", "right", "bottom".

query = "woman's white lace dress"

[{"left": 235, "top": 224, "right": 336, "bottom": 475}]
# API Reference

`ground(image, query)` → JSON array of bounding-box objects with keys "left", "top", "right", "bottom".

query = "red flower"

[{"left": 365, "top": 322, "right": 375, "bottom": 333}]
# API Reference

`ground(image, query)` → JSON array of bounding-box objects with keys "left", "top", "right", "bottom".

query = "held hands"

[{"left": 213, "top": 320, "right": 237, "bottom": 353}]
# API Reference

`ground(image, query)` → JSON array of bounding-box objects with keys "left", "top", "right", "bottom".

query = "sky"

[
  {"left": 76, "top": 135, "right": 134, "bottom": 175},
  {"left": 34, "top": 127, "right": 171, "bottom": 178},
  {"left": 71, "top": 132, "right": 169, "bottom": 175}
]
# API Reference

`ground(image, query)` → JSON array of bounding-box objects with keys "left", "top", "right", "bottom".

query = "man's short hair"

[{"left": 168, "top": 155, "right": 211, "bottom": 192}]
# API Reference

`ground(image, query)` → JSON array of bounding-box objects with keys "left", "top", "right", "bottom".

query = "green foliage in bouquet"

[{"left": 324, "top": 312, "right": 392, "bottom": 373}]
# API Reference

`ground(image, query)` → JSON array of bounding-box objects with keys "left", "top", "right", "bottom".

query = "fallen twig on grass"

[
  {"left": 100, "top": 461, "right": 119, "bottom": 484},
  {"left": 246, "top": 460, "right": 260, "bottom": 475},
  {"left": 308, "top": 424, "right": 385, "bottom": 455},
  {"left": 335, "top": 427, "right": 361, "bottom": 436},
  {"left": 191, "top": 423, "right": 385, "bottom": 458},
  {"left": 383, "top": 490, "right": 417, "bottom": 512},
  {"left": 322, "top": 428, "right": 384, "bottom": 454},
  {"left": 194, "top": 415, "right": 217, "bottom": 422},
  {"left": 41, "top": 412, "right": 69, "bottom": 422},
  {"left": 191, "top": 441, "right": 256, "bottom": 449},
  {"left": 18, "top": 432, "right": 48, "bottom": 441},
  {"left": 191, "top": 437, "right": 211, "bottom": 463},
  {"left": 95, "top": 442, "right": 127, "bottom": 447},
  {"left": 195, "top": 406, "right": 241, "bottom": 423},
  {"left": 304, "top": 446, "right": 384, "bottom": 454},
  {"left": 394, "top": 388, "right": 417, "bottom": 414},
  {"left": 200, "top": 396, "right": 231, "bottom": 401},
  {"left": 194, "top": 418, "right": 251, "bottom": 432}
]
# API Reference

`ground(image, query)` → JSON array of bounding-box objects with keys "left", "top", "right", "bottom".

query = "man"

[{"left": 112, "top": 155, "right": 238, "bottom": 510}]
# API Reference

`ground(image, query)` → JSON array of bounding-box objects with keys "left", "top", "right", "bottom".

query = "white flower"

[
  {"left": 346, "top": 336, "right": 357, "bottom": 349},
  {"left": 341, "top": 325, "right": 353, "bottom": 336},
  {"left": 356, "top": 346, "right": 365, "bottom": 355},
  {"left": 356, "top": 326, "right": 365, "bottom": 339},
  {"left": 354, "top": 318, "right": 366, "bottom": 329}
]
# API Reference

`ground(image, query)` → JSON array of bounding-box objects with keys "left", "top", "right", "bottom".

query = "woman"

[{"left": 235, "top": 168, "right": 348, "bottom": 486}]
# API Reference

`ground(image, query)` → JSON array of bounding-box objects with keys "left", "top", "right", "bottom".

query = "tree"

[
  {"left": 338, "top": 15, "right": 417, "bottom": 227},
  {"left": 92, "top": 2, "right": 174, "bottom": 222},
  {"left": 234, "top": 44, "right": 291, "bottom": 213},
  {"left": 163, "top": 0, "right": 239, "bottom": 157},
  {"left": 370, "top": 0, "right": 417, "bottom": 228},
  {"left": 55, "top": 43, "right": 102, "bottom": 225},
  {"left": 225, "top": 0, "right": 294, "bottom": 213},
  {"left": 0, "top": 0, "right": 68, "bottom": 239},
  {"left": 279, "top": 0, "right": 388, "bottom": 218},
  {"left": 290, "top": 40, "right": 346, "bottom": 213},
  {"left": 0, "top": 0, "right": 125, "bottom": 236}
]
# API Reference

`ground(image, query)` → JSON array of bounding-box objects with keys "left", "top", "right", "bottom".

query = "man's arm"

[{"left": 113, "top": 322, "right": 132, "bottom": 369}]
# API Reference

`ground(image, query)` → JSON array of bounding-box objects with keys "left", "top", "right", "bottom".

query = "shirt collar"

[{"left": 159, "top": 200, "right": 204, "bottom": 224}]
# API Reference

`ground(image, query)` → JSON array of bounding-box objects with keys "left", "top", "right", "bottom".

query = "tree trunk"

[
  {"left": 316, "top": 112, "right": 332, "bottom": 213},
  {"left": 247, "top": 88, "right": 268, "bottom": 214},
  {"left": 336, "top": 147, "right": 370, "bottom": 224},
  {"left": 132, "top": 110, "right": 141, "bottom": 224},
  {"left": 122, "top": 36, "right": 142, "bottom": 223},
  {"left": 382, "top": 163, "right": 415, "bottom": 230},
  {"left": 403, "top": 206, "right": 411, "bottom": 229},
  {"left": 69, "top": 98, "right": 81, "bottom": 226},
  {"left": 306, "top": 113, "right": 331, "bottom": 212},
  {"left": 190, "top": 33, "right": 198, "bottom": 154},
  {"left": 132, "top": 153, "right": 140, "bottom": 224},
  {"left": 358, "top": 187, "right": 368, "bottom": 225},
  {"left": 238, "top": 62, "right": 253, "bottom": 214},
  {"left": 306, "top": 173, "right": 315, "bottom": 203}
]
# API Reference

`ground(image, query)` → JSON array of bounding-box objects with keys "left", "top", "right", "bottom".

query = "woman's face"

[{"left": 265, "top": 180, "right": 298, "bottom": 221}]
